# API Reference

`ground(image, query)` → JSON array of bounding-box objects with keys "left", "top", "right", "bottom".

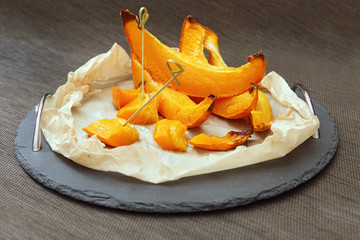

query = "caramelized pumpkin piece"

[
  {"left": 180, "top": 20, "right": 259, "bottom": 119},
  {"left": 179, "top": 16, "right": 209, "bottom": 63},
  {"left": 212, "top": 83, "right": 258, "bottom": 119},
  {"left": 180, "top": 18, "right": 260, "bottom": 120},
  {"left": 189, "top": 129, "right": 252, "bottom": 151},
  {"left": 251, "top": 90, "right": 273, "bottom": 132},
  {"left": 153, "top": 119, "right": 187, "bottom": 152},
  {"left": 142, "top": 72, "right": 196, "bottom": 106},
  {"left": 179, "top": 16, "right": 227, "bottom": 67},
  {"left": 168, "top": 94, "right": 215, "bottom": 128},
  {"left": 116, "top": 93, "right": 159, "bottom": 125},
  {"left": 131, "top": 54, "right": 154, "bottom": 89},
  {"left": 133, "top": 58, "right": 216, "bottom": 128},
  {"left": 112, "top": 87, "right": 141, "bottom": 110},
  {"left": 121, "top": 10, "right": 266, "bottom": 98},
  {"left": 203, "top": 23, "right": 227, "bottom": 67},
  {"left": 147, "top": 78, "right": 215, "bottom": 128},
  {"left": 83, "top": 118, "right": 139, "bottom": 147}
]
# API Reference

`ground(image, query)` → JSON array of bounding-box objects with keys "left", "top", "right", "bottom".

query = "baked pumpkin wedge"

[
  {"left": 179, "top": 16, "right": 227, "bottom": 67},
  {"left": 212, "top": 83, "right": 258, "bottom": 119},
  {"left": 112, "top": 87, "right": 141, "bottom": 110},
  {"left": 189, "top": 129, "right": 252, "bottom": 151},
  {"left": 132, "top": 57, "right": 216, "bottom": 128},
  {"left": 179, "top": 16, "right": 209, "bottom": 63},
  {"left": 142, "top": 71, "right": 197, "bottom": 105},
  {"left": 146, "top": 77, "right": 216, "bottom": 128},
  {"left": 83, "top": 118, "right": 139, "bottom": 147},
  {"left": 116, "top": 93, "right": 159, "bottom": 125},
  {"left": 251, "top": 90, "right": 273, "bottom": 132},
  {"left": 164, "top": 93, "right": 214, "bottom": 128},
  {"left": 130, "top": 54, "right": 154, "bottom": 89},
  {"left": 179, "top": 20, "right": 259, "bottom": 120},
  {"left": 153, "top": 119, "right": 187, "bottom": 152},
  {"left": 121, "top": 9, "right": 266, "bottom": 98}
]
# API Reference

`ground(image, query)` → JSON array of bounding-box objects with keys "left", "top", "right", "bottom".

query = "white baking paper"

[{"left": 40, "top": 43, "right": 319, "bottom": 183}]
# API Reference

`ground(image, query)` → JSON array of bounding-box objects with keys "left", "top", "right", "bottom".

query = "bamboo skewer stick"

[{"left": 138, "top": 7, "right": 149, "bottom": 100}]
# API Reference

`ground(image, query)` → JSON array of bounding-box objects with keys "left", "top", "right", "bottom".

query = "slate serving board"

[{"left": 14, "top": 98, "right": 338, "bottom": 213}]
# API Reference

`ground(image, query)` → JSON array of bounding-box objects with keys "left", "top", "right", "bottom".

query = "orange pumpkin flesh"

[
  {"left": 112, "top": 87, "right": 141, "bottom": 110},
  {"left": 212, "top": 83, "right": 258, "bottom": 119},
  {"left": 84, "top": 12, "right": 272, "bottom": 151},
  {"left": 170, "top": 94, "right": 215, "bottom": 128},
  {"left": 121, "top": 9, "right": 266, "bottom": 98},
  {"left": 131, "top": 54, "right": 155, "bottom": 88},
  {"left": 179, "top": 16, "right": 209, "bottom": 63},
  {"left": 179, "top": 16, "right": 227, "bottom": 67},
  {"left": 179, "top": 19, "right": 259, "bottom": 120},
  {"left": 204, "top": 26, "right": 227, "bottom": 67},
  {"left": 189, "top": 129, "right": 252, "bottom": 151},
  {"left": 251, "top": 90, "right": 273, "bottom": 132},
  {"left": 133, "top": 57, "right": 216, "bottom": 128},
  {"left": 116, "top": 93, "right": 159, "bottom": 125},
  {"left": 153, "top": 119, "right": 187, "bottom": 152},
  {"left": 146, "top": 78, "right": 215, "bottom": 128},
  {"left": 83, "top": 118, "right": 139, "bottom": 147}
]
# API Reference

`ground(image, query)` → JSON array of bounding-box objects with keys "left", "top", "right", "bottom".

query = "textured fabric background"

[{"left": 1, "top": 0, "right": 359, "bottom": 239}]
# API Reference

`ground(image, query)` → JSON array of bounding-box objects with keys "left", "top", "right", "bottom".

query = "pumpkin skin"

[
  {"left": 121, "top": 9, "right": 266, "bottom": 98},
  {"left": 83, "top": 118, "right": 139, "bottom": 147},
  {"left": 153, "top": 119, "right": 187, "bottom": 152},
  {"left": 251, "top": 90, "right": 274, "bottom": 132},
  {"left": 189, "top": 129, "right": 252, "bottom": 151}
]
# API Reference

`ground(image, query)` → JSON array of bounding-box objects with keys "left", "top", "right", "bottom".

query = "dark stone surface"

[{"left": 14, "top": 98, "right": 338, "bottom": 213}]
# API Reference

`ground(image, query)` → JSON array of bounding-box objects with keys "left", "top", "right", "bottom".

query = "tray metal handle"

[
  {"left": 32, "top": 93, "right": 53, "bottom": 152},
  {"left": 291, "top": 83, "right": 320, "bottom": 139}
]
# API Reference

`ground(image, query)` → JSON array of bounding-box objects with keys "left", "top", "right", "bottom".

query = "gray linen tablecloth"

[{"left": 1, "top": 0, "right": 359, "bottom": 239}]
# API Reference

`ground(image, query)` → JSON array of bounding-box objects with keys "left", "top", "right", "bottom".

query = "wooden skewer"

[
  {"left": 138, "top": 7, "right": 149, "bottom": 100},
  {"left": 122, "top": 59, "right": 184, "bottom": 126}
]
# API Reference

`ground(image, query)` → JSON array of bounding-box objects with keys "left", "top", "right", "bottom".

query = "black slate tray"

[{"left": 14, "top": 99, "right": 338, "bottom": 213}]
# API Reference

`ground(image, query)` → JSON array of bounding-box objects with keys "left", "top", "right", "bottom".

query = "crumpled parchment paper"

[{"left": 40, "top": 43, "right": 319, "bottom": 183}]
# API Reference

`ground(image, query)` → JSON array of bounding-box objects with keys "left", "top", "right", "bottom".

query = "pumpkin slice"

[
  {"left": 112, "top": 87, "right": 141, "bottom": 110},
  {"left": 212, "top": 83, "right": 258, "bottom": 119},
  {"left": 132, "top": 57, "right": 216, "bottom": 128},
  {"left": 179, "top": 16, "right": 209, "bottom": 63},
  {"left": 189, "top": 129, "right": 252, "bottom": 151},
  {"left": 179, "top": 19, "right": 258, "bottom": 120},
  {"left": 153, "top": 119, "right": 187, "bottom": 152},
  {"left": 179, "top": 16, "right": 227, "bottom": 67},
  {"left": 121, "top": 9, "right": 266, "bottom": 98},
  {"left": 142, "top": 71, "right": 196, "bottom": 106},
  {"left": 131, "top": 53, "right": 154, "bottom": 89},
  {"left": 251, "top": 90, "right": 273, "bottom": 132},
  {"left": 167, "top": 94, "right": 215, "bottom": 128},
  {"left": 116, "top": 93, "right": 159, "bottom": 125},
  {"left": 146, "top": 77, "right": 215, "bottom": 128},
  {"left": 83, "top": 118, "right": 139, "bottom": 147}
]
